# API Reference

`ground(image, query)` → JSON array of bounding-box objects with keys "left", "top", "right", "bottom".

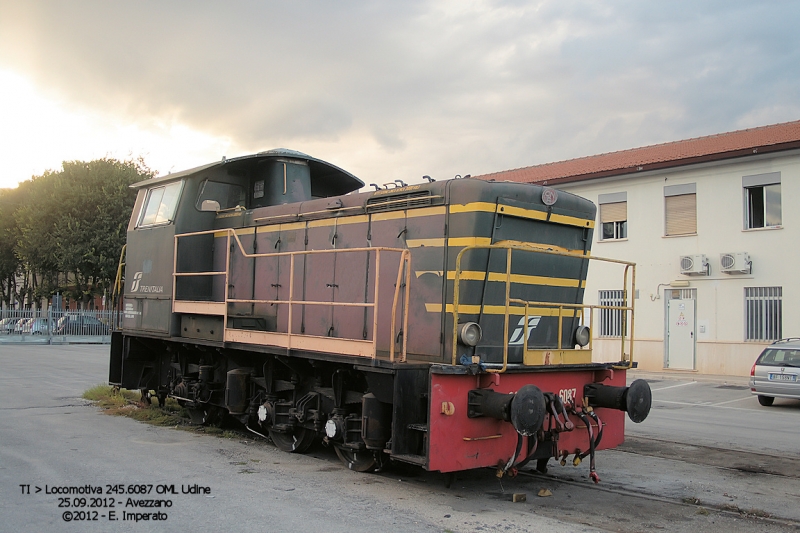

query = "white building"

[{"left": 479, "top": 120, "right": 800, "bottom": 377}]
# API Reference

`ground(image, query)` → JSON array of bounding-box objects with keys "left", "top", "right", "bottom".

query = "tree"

[
  {"left": 0, "top": 189, "right": 21, "bottom": 307},
  {"left": 13, "top": 172, "right": 61, "bottom": 306},
  {"left": 9, "top": 157, "right": 154, "bottom": 308}
]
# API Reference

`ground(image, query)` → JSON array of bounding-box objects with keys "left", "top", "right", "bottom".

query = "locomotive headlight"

[
  {"left": 574, "top": 325, "right": 591, "bottom": 347},
  {"left": 458, "top": 322, "right": 482, "bottom": 346}
]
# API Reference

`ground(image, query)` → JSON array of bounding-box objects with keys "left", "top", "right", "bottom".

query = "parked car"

[
  {"left": 750, "top": 338, "right": 800, "bottom": 406},
  {"left": 54, "top": 314, "right": 110, "bottom": 335},
  {"left": 22, "top": 317, "right": 51, "bottom": 335},
  {"left": 13, "top": 318, "right": 33, "bottom": 334},
  {"left": 0, "top": 317, "right": 22, "bottom": 334}
]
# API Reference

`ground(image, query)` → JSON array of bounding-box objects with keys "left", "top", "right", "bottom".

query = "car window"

[{"left": 757, "top": 348, "right": 797, "bottom": 365}]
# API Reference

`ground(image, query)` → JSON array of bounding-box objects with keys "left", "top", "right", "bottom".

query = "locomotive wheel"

[
  {"left": 268, "top": 428, "right": 315, "bottom": 453},
  {"left": 334, "top": 446, "right": 384, "bottom": 472}
]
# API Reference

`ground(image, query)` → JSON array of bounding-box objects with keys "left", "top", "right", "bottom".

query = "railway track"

[
  {"left": 310, "top": 431, "right": 800, "bottom": 532},
  {"left": 480, "top": 435, "right": 800, "bottom": 532},
  {"left": 619, "top": 435, "right": 800, "bottom": 480},
  {"left": 118, "top": 417, "right": 800, "bottom": 532},
  {"left": 513, "top": 468, "right": 800, "bottom": 531}
]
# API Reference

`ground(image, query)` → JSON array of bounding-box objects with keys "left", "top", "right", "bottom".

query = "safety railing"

[
  {"left": 173, "top": 229, "right": 411, "bottom": 361},
  {"left": 451, "top": 243, "right": 636, "bottom": 372}
]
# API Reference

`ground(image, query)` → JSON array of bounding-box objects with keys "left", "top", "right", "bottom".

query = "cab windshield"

[{"left": 138, "top": 181, "right": 183, "bottom": 226}]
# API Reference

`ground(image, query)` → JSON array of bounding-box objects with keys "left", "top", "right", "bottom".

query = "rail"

[
  {"left": 451, "top": 243, "right": 636, "bottom": 372},
  {"left": 173, "top": 229, "right": 411, "bottom": 362}
]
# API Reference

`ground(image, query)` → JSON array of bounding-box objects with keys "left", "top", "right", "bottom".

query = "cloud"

[{"left": 1, "top": 0, "right": 799, "bottom": 185}]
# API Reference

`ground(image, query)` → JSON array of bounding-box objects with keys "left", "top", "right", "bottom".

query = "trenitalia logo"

[
  {"left": 131, "top": 272, "right": 143, "bottom": 292},
  {"left": 130, "top": 271, "right": 164, "bottom": 294},
  {"left": 509, "top": 316, "right": 541, "bottom": 346}
]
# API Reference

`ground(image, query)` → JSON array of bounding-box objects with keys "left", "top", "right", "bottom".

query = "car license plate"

[{"left": 768, "top": 373, "right": 797, "bottom": 382}]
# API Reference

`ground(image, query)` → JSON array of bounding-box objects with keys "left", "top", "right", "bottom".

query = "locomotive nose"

[{"left": 583, "top": 379, "right": 652, "bottom": 423}]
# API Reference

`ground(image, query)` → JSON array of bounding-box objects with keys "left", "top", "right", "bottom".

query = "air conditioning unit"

[
  {"left": 680, "top": 254, "right": 709, "bottom": 275},
  {"left": 719, "top": 252, "right": 751, "bottom": 274}
]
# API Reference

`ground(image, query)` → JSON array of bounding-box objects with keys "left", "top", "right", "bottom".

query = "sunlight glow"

[{"left": 0, "top": 68, "right": 237, "bottom": 188}]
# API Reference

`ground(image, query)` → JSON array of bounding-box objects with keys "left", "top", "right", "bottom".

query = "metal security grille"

[
  {"left": 745, "top": 287, "right": 782, "bottom": 341},
  {"left": 599, "top": 289, "right": 625, "bottom": 337},
  {"left": 365, "top": 191, "right": 433, "bottom": 213}
]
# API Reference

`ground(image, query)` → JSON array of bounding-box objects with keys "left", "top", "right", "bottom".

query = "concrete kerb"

[{"left": 629, "top": 368, "right": 750, "bottom": 387}]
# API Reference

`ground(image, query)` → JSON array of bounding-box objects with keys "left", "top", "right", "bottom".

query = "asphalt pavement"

[
  {"left": 627, "top": 367, "right": 799, "bottom": 456},
  {"left": 0, "top": 344, "right": 600, "bottom": 533},
  {"left": 3, "top": 344, "right": 797, "bottom": 532}
]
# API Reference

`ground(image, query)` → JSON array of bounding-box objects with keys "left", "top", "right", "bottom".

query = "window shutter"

[
  {"left": 665, "top": 194, "right": 696, "bottom": 235},
  {"left": 600, "top": 202, "right": 627, "bottom": 223}
]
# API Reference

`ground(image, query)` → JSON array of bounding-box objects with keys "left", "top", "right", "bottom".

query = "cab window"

[
  {"left": 196, "top": 179, "right": 246, "bottom": 212},
  {"left": 138, "top": 181, "right": 183, "bottom": 227}
]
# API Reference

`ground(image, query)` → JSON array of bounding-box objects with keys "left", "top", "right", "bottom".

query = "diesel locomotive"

[{"left": 109, "top": 149, "right": 650, "bottom": 481}]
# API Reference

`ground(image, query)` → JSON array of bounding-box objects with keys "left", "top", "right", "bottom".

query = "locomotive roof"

[{"left": 131, "top": 149, "right": 364, "bottom": 194}]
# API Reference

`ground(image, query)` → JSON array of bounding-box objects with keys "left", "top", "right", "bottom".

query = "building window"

[
  {"left": 598, "top": 192, "right": 627, "bottom": 240},
  {"left": 664, "top": 183, "right": 696, "bottom": 236},
  {"left": 745, "top": 287, "right": 782, "bottom": 341},
  {"left": 743, "top": 172, "right": 781, "bottom": 229},
  {"left": 598, "top": 290, "right": 625, "bottom": 337}
]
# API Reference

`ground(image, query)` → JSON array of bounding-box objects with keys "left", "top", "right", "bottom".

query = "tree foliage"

[
  {"left": 0, "top": 157, "right": 154, "bottom": 308},
  {"left": 0, "top": 189, "right": 21, "bottom": 306}
]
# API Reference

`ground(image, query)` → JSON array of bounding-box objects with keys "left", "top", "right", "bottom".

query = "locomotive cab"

[{"left": 116, "top": 150, "right": 363, "bottom": 337}]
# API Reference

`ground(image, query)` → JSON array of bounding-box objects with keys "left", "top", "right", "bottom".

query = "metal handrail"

[
  {"left": 111, "top": 244, "right": 127, "bottom": 330},
  {"left": 173, "top": 229, "right": 411, "bottom": 361},
  {"left": 451, "top": 243, "right": 636, "bottom": 372}
]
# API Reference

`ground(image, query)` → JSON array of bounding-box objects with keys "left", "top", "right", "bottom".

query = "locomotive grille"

[{"left": 366, "top": 191, "right": 433, "bottom": 213}]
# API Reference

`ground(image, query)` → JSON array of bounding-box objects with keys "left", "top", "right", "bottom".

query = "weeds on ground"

[
  {"left": 83, "top": 385, "right": 188, "bottom": 426},
  {"left": 83, "top": 385, "right": 256, "bottom": 441}
]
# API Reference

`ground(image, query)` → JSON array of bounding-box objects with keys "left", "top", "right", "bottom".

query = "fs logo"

[
  {"left": 509, "top": 316, "right": 541, "bottom": 346},
  {"left": 131, "top": 272, "right": 143, "bottom": 292}
]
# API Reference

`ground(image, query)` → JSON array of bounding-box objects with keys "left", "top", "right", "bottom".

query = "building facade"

[{"left": 479, "top": 121, "right": 800, "bottom": 377}]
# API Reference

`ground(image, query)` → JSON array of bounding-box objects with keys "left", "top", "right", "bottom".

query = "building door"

[{"left": 666, "top": 290, "right": 695, "bottom": 370}]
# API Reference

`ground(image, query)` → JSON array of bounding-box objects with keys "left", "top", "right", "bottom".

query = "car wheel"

[{"left": 757, "top": 395, "right": 775, "bottom": 406}]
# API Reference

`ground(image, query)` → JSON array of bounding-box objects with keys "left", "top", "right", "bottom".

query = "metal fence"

[{"left": 0, "top": 309, "right": 117, "bottom": 338}]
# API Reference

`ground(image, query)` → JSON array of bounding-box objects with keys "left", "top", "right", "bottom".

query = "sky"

[{"left": 1, "top": 0, "right": 799, "bottom": 189}]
